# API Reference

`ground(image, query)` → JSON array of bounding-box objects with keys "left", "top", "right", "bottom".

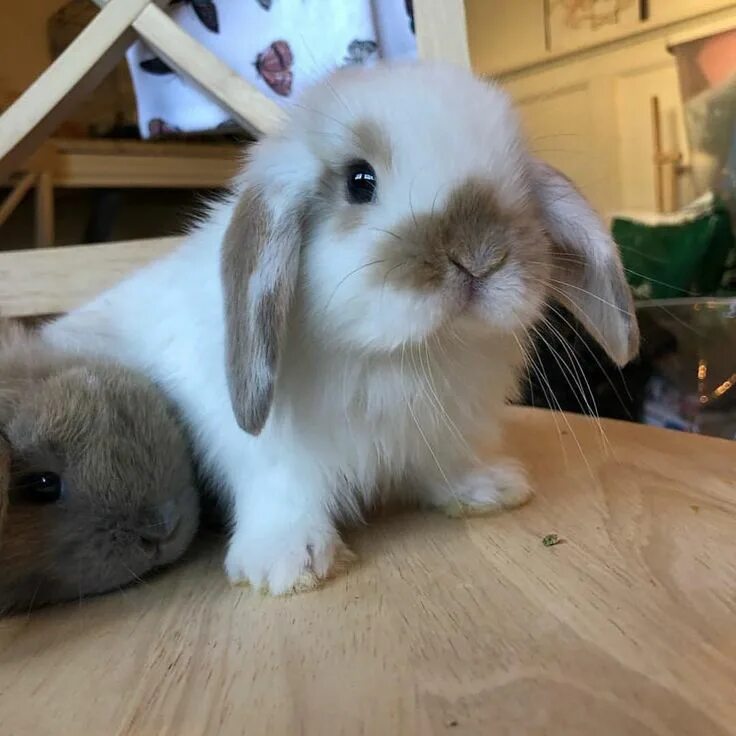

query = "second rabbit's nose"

[{"left": 140, "top": 500, "right": 180, "bottom": 544}]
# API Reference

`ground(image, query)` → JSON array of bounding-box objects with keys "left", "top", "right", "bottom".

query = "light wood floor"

[{"left": 0, "top": 407, "right": 734, "bottom": 735}]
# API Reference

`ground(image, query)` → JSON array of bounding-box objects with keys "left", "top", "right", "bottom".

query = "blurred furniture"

[
  {"left": 637, "top": 297, "right": 736, "bottom": 439},
  {"left": 650, "top": 94, "right": 689, "bottom": 213},
  {"left": 669, "top": 19, "right": 736, "bottom": 203},
  {"left": 0, "top": 404, "right": 734, "bottom": 734},
  {"left": 520, "top": 298, "right": 736, "bottom": 441},
  {"left": 47, "top": 0, "right": 138, "bottom": 135},
  {"left": 0, "top": 0, "right": 284, "bottom": 188},
  {"left": 0, "top": 0, "right": 467, "bottom": 248},
  {"left": 0, "top": 0, "right": 278, "bottom": 248},
  {"left": 0, "top": 143, "right": 55, "bottom": 248},
  {"left": 468, "top": 3, "right": 736, "bottom": 217},
  {"left": 0, "top": 137, "right": 241, "bottom": 247}
]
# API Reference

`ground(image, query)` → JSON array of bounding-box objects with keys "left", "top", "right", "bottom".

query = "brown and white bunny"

[
  {"left": 42, "top": 62, "right": 639, "bottom": 594},
  {"left": 0, "top": 323, "right": 199, "bottom": 612}
]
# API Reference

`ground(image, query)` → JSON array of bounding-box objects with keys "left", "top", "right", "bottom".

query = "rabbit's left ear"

[
  {"left": 221, "top": 138, "right": 317, "bottom": 435},
  {"left": 530, "top": 160, "right": 639, "bottom": 366}
]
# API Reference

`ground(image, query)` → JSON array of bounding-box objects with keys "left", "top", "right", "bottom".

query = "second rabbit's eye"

[
  {"left": 15, "top": 472, "right": 63, "bottom": 504},
  {"left": 345, "top": 160, "right": 377, "bottom": 204}
]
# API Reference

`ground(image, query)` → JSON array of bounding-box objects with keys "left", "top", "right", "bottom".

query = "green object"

[
  {"left": 611, "top": 196, "right": 736, "bottom": 300},
  {"left": 542, "top": 534, "right": 561, "bottom": 547}
]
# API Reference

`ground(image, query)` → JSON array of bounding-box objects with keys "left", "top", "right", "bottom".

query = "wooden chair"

[
  {"left": 0, "top": 0, "right": 469, "bottom": 181},
  {"left": 0, "top": 142, "right": 55, "bottom": 248},
  {"left": 1, "top": 3, "right": 734, "bottom": 733},
  {"left": 0, "top": 0, "right": 468, "bottom": 248}
]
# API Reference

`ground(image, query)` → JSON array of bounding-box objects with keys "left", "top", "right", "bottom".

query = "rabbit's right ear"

[{"left": 221, "top": 137, "right": 318, "bottom": 435}]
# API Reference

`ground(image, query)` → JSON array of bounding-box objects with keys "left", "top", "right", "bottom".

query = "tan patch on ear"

[
  {"left": 222, "top": 190, "right": 304, "bottom": 434},
  {"left": 223, "top": 190, "right": 270, "bottom": 294},
  {"left": 531, "top": 159, "right": 640, "bottom": 365},
  {"left": 371, "top": 178, "right": 543, "bottom": 293},
  {"left": 222, "top": 190, "right": 272, "bottom": 434}
]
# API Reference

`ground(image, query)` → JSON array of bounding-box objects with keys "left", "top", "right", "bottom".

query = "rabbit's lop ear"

[
  {"left": 530, "top": 160, "right": 639, "bottom": 366},
  {"left": 221, "top": 138, "right": 315, "bottom": 435}
]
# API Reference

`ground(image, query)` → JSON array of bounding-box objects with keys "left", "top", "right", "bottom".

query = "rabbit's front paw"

[
  {"left": 438, "top": 461, "right": 534, "bottom": 518},
  {"left": 225, "top": 521, "right": 354, "bottom": 596}
]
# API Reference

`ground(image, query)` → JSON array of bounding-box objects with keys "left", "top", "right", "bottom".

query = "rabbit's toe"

[
  {"left": 439, "top": 461, "right": 534, "bottom": 518},
  {"left": 225, "top": 524, "right": 354, "bottom": 596}
]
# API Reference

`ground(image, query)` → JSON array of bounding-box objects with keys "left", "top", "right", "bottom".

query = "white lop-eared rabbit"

[{"left": 43, "top": 62, "right": 638, "bottom": 594}]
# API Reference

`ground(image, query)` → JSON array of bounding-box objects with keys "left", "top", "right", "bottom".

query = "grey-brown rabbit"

[{"left": 0, "top": 323, "right": 199, "bottom": 612}]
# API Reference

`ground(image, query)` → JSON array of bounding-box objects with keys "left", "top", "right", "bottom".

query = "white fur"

[{"left": 42, "top": 63, "right": 630, "bottom": 594}]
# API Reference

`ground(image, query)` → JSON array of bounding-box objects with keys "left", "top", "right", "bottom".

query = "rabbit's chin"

[{"left": 304, "top": 278, "right": 545, "bottom": 354}]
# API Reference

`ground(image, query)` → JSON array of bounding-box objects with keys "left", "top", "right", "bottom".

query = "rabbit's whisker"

[
  {"left": 400, "top": 342, "right": 457, "bottom": 505},
  {"left": 525, "top": 322, "right": 596, "bottom": 481},
  {"left": 322, "top": 259, "right": 387, "bottom": 312}
]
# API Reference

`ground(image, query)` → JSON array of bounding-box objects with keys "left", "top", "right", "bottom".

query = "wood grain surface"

[
  {"left": 0, "top": 237, "right": 181, "bottom": 319},
  {"left": 0, "top": 407, "right": 734, "bottom": 736}
]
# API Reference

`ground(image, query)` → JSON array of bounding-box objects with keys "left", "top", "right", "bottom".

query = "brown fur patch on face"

[
  {"left": 351, "top": 120, "right": 392, "bottom": 170},
  {"left": 310, "top": 120, "right": 391, "bottom": 236},
  {"left": 372, "top": 177, "right": 546, "bottom": 293}
]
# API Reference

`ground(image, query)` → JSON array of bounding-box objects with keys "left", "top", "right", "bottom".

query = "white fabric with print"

[{"left": 125, "top": 0, "right": 416, "bottom": 138}]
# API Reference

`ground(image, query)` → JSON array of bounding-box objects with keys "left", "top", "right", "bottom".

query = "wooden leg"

[
  {"left": 34, "top": 171, "right": 55, "bottom": 248},
  {"left": 84, "top": 188, "right": 123, "bottom": 243},
  {"left": 651, "top": 96, "right": 665, "bottom": 214},
  {"left": 0, "top": 171, "right": 37, "bottom": 229}
]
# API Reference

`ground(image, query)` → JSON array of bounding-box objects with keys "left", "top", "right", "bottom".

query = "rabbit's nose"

[
  {"left": 140, "top": 500, "right": 180, "bottom": 545},
  {"left": 449, "top": 257, "right": 488, "bottom": 280},
  {"left": 449, "top": 250, "right": 508, "bottom": 281}
]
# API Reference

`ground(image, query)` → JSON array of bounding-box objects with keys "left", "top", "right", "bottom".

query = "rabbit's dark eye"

[
  {"left": 15, "top": 472, "right": 63, "bottom": 504},
  {"left": 345, "top": 160, "right": 377, "bottom": 204}
]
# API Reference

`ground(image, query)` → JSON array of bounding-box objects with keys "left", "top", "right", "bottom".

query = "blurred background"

[{"left": 1, "top": 0, "right": 735, "bottom": 438}]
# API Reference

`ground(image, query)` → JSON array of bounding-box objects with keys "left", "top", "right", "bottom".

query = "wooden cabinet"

[
  {"left": 506, "top": 49, "right": 694, "bottom": 217},
  {"left": 466, "top": 1, "right": 547, "bottom": 75},
  {"left": 546, "top": 0, "right": 736, "bottom": 56},
  {"left": 467, "top": 0, "right": 736, "bottom": 74},
  {"left": 472, "top": 4, "right": 736, "bottom": 217},
  {"left": 648, "top": 0, "right": 736, "bottom": 26},
  {"left": 615, "top": 61, "right": 694, "bottom": 212},
  {"left": 514, "top": 81, "right": 610, "bottom": 212},
  {"left": 545, "top": 0, "right": 642, "bottom": 55}
]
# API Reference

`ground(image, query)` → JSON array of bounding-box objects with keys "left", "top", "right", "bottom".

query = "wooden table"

[{"left": 0, "top": 408, "right": 734, "bottom": 735}]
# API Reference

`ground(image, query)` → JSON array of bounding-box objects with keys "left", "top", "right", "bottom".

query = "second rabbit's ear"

[{"left": 221, "top": 136, "right": 320, "bottom": 435}]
